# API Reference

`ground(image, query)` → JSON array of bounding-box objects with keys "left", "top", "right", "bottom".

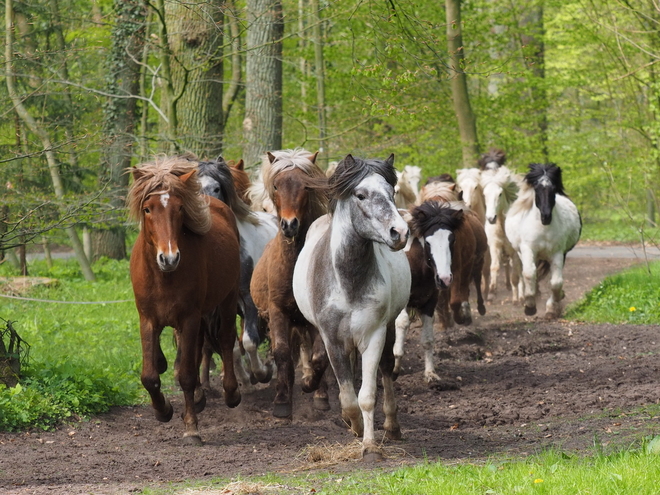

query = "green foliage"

[
  {"left": 0, "top": 258, "right": 167, "bottom": 431},
  {"left": 566, "top": 262, "right": 660, "bottom": 324}
]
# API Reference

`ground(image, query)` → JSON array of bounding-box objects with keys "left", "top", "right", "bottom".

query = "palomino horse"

[
  {"left": 293, "top": 154, "right": 410, "bottom": 461},
  {"left": 197, "top": 158, "right": 277, "bottom": 389},
  {"left": 394, "top": 165, "right": 422, "bottom": 208},
  {"left": 481, "top": 166, "right": 520, "bottom": 302},
  {"left": 247, "top": 169, "right": 276, "bottom": 215},
  {"left": 250, "top": 148, "right": 330, "bottom": 418},
  {"left": 456, "top": 168, "right": 486, "bottom": 224},
  {"left": 505, "top": 163, "right": 581, "bottom": 318},
  {"left": 478, "top": 147, "right": 507, "bottom": 170},
  {"left": 128, "top": 157, "right": 241, "bottom": 445},
  {"left": 394, "top": 201, "right": 487, "bottom": 386}
]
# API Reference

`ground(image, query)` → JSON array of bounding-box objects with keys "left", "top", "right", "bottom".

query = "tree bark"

[
  {"left": 311, "top": 0, "right": 327, "bottom": 168},
  {"left": 5, "top": 0, "right": 95, "bottom": 281},
  {"left": 96, "top": 0, "right": 147, "bottom": 261},
  {"left": 164, "top": 0, "right": 225, "bottom": 158},
  {"left": 446, "top": 0, "right": 479, "bottom": 167},
  {"left": 243, "top": 0, "right": 284, "bottom": 168}
]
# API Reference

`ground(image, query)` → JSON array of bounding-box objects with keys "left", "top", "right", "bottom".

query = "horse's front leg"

[
  {"left": 241, "top": 290, "right": 273, "bottom": 384},
  {"left": 358, "top": 329, "right": 387, "bottom": 461},
  {"left": 545, "top": 253, "right": 566, "bottom": 319},
  {"left": 450, "top": 278, "right": 472, "bottom": 326},
  {"left": 139, "top": 316, "right": 173, "bottom": 423},
  {"left": 393, "top": 308, "right": 410, "bottom": 380},
  {"left": 300, "top": 324, "right": 330, "bottom": 411},
  {"left": 176, "top": 316, "right": 205, "bottom": 445},
  {"left": 520, "top": 246, "right": 538, "bottom": 315},
  {"left": 419, "top": 312, "right": 439, "bottom": 384},
  {"left": 216, "top": 302, "right": 242, "bottom": 409},
  {"left": 380, "top": 322, "right": 401, "bottom": 441},
  {"left": 269, "top": 308, "right": 294, "bottom": 418}
]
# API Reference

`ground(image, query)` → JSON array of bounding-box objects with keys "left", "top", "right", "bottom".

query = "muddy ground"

[{"left": 1, "top": 248, "right": 659, "bottom": 494}]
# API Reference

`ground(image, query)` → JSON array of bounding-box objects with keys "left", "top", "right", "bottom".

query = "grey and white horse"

[
  {"left": 197, "top": 158, "right": 278, "bottom": 388},
  {"left": 293, "top": 153, "right": 411, "bottom": 461}
]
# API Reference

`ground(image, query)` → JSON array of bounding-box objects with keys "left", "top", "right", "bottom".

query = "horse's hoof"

[
  {"left": 253, "top": 365, "right": 273, "bottom": 385},
  {"left": 524, "top": 305, "right": 537, "bottom": 316},
  {"left": 386, "top": 427, "right": 402, "bottom": 441},
  {"left": 249, "top": 372, "right": 258, "bottom": 385},
  {"left": 545, "top": 311, "right": 558, "bottom": 320},
  {"left": 313, "top": 396, "right": 331, "bottom": 411},
  {"left": 478, "top": 304, "right": 486, "bottom": 316},
  {"left": 154, "top": 399, "right": 174, "bottom": 423},
  {"left": 224, "top": 389, "right": 241, "bottom": 408},
  {"left": 392, "top": 370, "right": 400, "bottom": 381},
  {"left": 273, "top": 401, "right": 292, "bottom": 418},
  {"left": 183, "top": 434, "right": 203, "bottom": 446},
  {"left": 362, "top": 450, "right": 384, "bottom": 462}
]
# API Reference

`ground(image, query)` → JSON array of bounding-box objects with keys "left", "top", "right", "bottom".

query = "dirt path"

[{"left": 2, "top": 248, "right": 659, "bottom": 494}]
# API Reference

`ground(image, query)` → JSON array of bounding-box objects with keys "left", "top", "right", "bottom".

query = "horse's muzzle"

[
  {"left": 280, "top": 217, "right": 299, "bottom": 239},
  {"left": 388, "top": 226, "right": 409, "bottom": 251},
  {"left": 157, "top": 251, "right": 181, "bottom": 272}
]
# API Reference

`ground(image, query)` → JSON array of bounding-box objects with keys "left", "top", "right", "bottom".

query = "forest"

[{"left": 1, "top": 0, "right": 659, "bottom": 276}]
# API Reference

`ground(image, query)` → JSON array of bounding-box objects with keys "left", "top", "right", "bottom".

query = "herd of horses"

[{"left": 126, "top": 147, "right": 582, "bottom": 459}]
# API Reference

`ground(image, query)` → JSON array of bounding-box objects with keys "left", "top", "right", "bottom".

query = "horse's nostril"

[{"left": 390, "top": 227, "right": 400, "bottom": 242}]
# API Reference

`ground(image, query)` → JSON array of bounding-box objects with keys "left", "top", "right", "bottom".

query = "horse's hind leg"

[
  {"left": 241, "top": 294, "right": 273, "bottom": 384},
  {"left": 358, "top": 330, "right": 387, "bottom": 460},
  {"left": 139, "top": 318, "right": 173, "bottom": 424},
  {"left": 380, "top": 323, "right": 401, "bottom": 442},
  {"left": 520, "top": 247, "right": 538, "bottom": 315},
  {"left": 176, "top": 317, "right": 205, "bottom": 445},
  {"left": 217, "top": 304, "right": 242, "bottom": 409},
  {"left": 270, "top": 309, "right": 295, "bottom": 418},
  {"left": 419, "top": 312, "right": 440, "bottom": 384},
  {"left": 545, "top": 254, "right": 565, "bottom": 319},
  {"left": 300, "top": 324, "right": 328, "bottom": 394},
  {"left": 393, "top": 308, "right": 410, "bottom": 380}
]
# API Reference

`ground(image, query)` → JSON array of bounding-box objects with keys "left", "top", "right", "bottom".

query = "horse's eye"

[
  {"left": 356, "top": 193, "right": 366, "bottom": 201},
  {"left": 273, "top": 185, "right": 278, "bottom": 191},
  {"left": 144, "top": 207, "right": 150, "bottom": 214}
]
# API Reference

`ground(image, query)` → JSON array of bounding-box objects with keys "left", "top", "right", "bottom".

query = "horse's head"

[
  {"left": 262, "top": 149, "right": 327, "bottom": 239},
  {"left": 456, "top": 168, "right": 482, "bottom": 212},
  {"left": 478, "top": 148, "right": 506, "bottom": 171},
  {"left": 129, "top": 157, "right": 211, "bottom": 272},
  {"left": 411, "top": 202, "right": 464, "bottom": 289},
  {"left": 526, "top": 163, "right": 563, "bottom": 226},
  {"left": 481, "top": 167, "right": 517, "bottom": 224},
  {"left": 198, "top": 158, "right": 231, "bottom": 202},
  {"left": 330, "top": 154, "right": 409, "bottom": 251}
]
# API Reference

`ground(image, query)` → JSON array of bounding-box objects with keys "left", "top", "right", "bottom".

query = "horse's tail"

[{"left": 536, "top": 260, "right": 551, "bottom": 282}]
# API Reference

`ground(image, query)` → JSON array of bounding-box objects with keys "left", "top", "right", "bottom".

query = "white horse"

[
  {"left": 402, "top": 165, "right": 422, "bottom": 203},
  {"left": 246, "top": 169, "right": 276, "bottom": 215},
  {"left": 197, "top": 158, "right": 278, "bottom": 389},
  {"left": 481, "top": 166, "right": 520, "bottom": 302},
  {"left": 293, "top": 153, "right": 411, "bottom": 461},
  {"left": 505, "top": 163, "right": 581, "bottom": 318},
  {"left": 456, "top": 168, "right": 486, "bottom": 224}
]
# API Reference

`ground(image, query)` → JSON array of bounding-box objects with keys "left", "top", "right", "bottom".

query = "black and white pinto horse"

[
  {"left": 505, "top": 163, "right": 581, "bottom": 318},
  {"left": 197, "top": 158, "right": 278, "bottom": 388},
  {"left": 293, "top": 154, "right": 411, "bottom": 461}
]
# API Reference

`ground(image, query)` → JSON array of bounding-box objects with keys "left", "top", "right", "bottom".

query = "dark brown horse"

[
  {"left": 128, "top": 156, "right": 241, "bottom": 445},
  {"left": 394, "top": 201, "right": 487, "bottom": 388},
  {"left": 250, "top": 149, "right": 330, "bottom": 418}
]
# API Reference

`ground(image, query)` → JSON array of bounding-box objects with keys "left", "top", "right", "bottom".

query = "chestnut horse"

[
  {"left": 128, "top": 156, "right": 241, "bottom": 445},
  {"left": 227, "top": 159, "right": 252, "bottom": 205},
  {"left": 250, "top": 149, "right": 330, "bottom": 418}
]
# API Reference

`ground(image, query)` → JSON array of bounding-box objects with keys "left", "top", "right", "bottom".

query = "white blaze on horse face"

[
  {"left": 426, "top": 229, "right": 453, "bottom": 287},
  {"left": 199, "top": 176, "right": 217, "bottom": 198},
  {"left": 160, "top": 192, "right": 170, "bottom": 208}
]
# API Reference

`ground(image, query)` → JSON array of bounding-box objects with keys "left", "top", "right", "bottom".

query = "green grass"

[
  {"left": 135, "top": 446, "right": 660, "bottom": 494},
  {"left": 580, "top": 218, "right": 660, "bottom": 245},
  {"left": 0, "top": 257, "right": 174, "bottom": 431},
  {"left": 565, "top": 261, "right": 660, "bottom": 324}
]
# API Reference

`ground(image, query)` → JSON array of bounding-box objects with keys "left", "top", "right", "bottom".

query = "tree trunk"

[
  {"left": 164, "top": 0, "right": 225, "bottom": 158},
  {"left": 222, "top": 0, "right": 243, "bottom": 126},
  {"left": 96, "top": 0, "right": 146, "bottom": 261},
  {"left": 311, "top": 0, "right": 327, "bottom": 168},
  {"left": 520, "top": 3, "right": 548, "bottom": 161},
  {"left": 446, "top": 0, "right": 479, "bottom": 167},
  {"left": 5, "top": 0, "right": 95, "bottom": 281},
  {"left": 243, "top": 0, "right": 284, "bottom": 168}
]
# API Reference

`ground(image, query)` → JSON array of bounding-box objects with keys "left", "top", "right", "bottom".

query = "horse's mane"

[
  {"left": 127, "top": 155, "right": 211, "bottom": 235},
  {"left": 259, "top": 148, "right": 328, "bottom": 219},
  {"left": 197, "top": 157, "right": 258, "bottom": 225},
  {"left": 525, "top": 163, "right": 566, "bottom": 196},
  {"left": 246, "top": 170, "right": 274, "bottom": 213},
  {"left": 410, "top": 201, "right": 464, "bottom": 238},
  {"left": 480, "top": 166, "right": 519, "bottom": 204},
  {"left": 420, "top": 174, "right": 461, "bottom": 203},
  {"left": 478, "top": 148, "right": 506, "bottom": 170},
  {"left": 329, "top": 154, "right": 397, "bottom": 213}
]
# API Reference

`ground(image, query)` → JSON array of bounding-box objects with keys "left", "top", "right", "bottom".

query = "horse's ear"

[
  {"left": 234, "top": 159, "right": 245, "bottom": 171},
  {"left": 179, "top": 169, "right": 197, "bottom": 183},
  {"left": 453, "top": 208, "right": 464, "bottom": 221},
  {"left": 309, "top": 151, "right": 320, "bottom": 164},
  {"left": 385, "top": 153, "right": 395, "bottom": 167},
  {"left": 458, "top": 190, "right": 464, "bottom": 201},
  {"left": 130, "top": 166, "right": 145, "bottom": 183},
  {"left": 343, "top": 154, "right": 356, "bottom": 168},
  {"left": 267, "top": 152, "right": 277, "bottom": 164},
  {"left": 449, "top": 183, "right": 456, "bottom": 191}
]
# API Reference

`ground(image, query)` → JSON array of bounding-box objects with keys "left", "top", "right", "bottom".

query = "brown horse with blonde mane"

[
  {"left": 128, "top": 156, "right": 241, "bottom": 445},
  {"left": 250, "top": 148, "right": 330, "bottom": 418}
]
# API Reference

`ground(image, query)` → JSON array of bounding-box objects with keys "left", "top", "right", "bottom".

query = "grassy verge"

[
  {"left": 565, "top": 261, "right": 660, "bottom": 324},
  {"left": 0, "top": 257, "right": 172, "bottom": 431},
  {"left": 135, "top": 445, "right": 660, "bottom": 494},
  {"left": 580, "top": 218, "right": 660, "bottom": 245}
]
